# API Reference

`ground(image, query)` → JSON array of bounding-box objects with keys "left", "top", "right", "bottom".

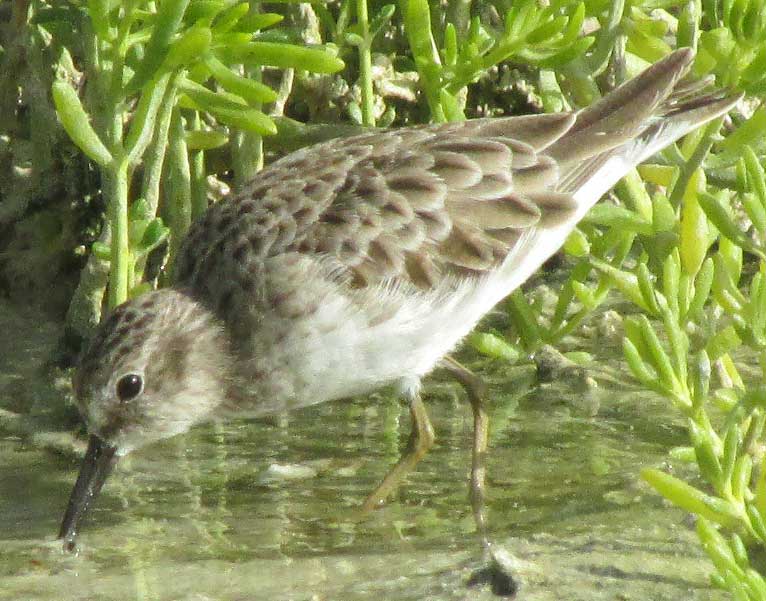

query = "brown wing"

[
  {"left": 288, "top": 116, "right": 582, "bottom": 289},
  {"left": 174, "top": 115, "right": 579, "bottom": 296},
  {"left": 174, "top": 49, "right": 736, "bottom": 319}
]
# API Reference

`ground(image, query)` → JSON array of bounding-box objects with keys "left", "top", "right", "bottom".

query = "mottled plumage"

[{"left": 61, "top": 50, "right": 739, "bottom": 555}]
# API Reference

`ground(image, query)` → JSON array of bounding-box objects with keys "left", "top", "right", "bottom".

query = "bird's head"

[{"left": 59, "top": 288, "right": 232, "bottom": 550}]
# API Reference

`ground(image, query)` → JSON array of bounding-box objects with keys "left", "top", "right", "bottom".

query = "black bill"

[{"left": 59, "top": 434, "right": 118, "bottom": 551}]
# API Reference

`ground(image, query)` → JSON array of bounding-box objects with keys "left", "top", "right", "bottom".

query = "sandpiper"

[{"left": 59, "top": 48, "right": 737, "bottom": 586}]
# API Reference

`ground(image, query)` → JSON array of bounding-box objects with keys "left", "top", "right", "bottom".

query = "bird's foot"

[{"left": 467, "top": 544, "right": 520, "bottom": 597}]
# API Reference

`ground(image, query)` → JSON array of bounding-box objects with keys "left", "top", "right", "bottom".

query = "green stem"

[
  {"left": 446, "top": 0, "right": 471, "bottom": 37},
  {"left": 232, "top": 64, "right": 264, "bottom": 187},
  {"left": 550, "top": 286, "right": 610, "bottom": 342},
  {"left": 127, "top": 253, "right": 135, "bottom": 295},
  {"left": 233, "top": 130, "right": 264, "bottom": 188},
  {"left": 134, "top": 77, "right": 175, "bottom": 281},
  {"left": 82, "top": 14, "right": 100, "bottom": 74},
  {"left": 549, "top": 234, "right": 634, "bottom": 342},
  {"left": 66, "top": 245, "right": 111, "bottom": 338},
  {"left": 272, "top": 68, "right": 294, "bottom": 117},
  {"left": 401, "top": 0, "right": 445, "bottom": 122},
  {"left": 669, "top": 118, "right": 722, "bottom": 207},
  {"left": 106, "top": 158, "right": 131, "bottom": 308},
  {"left": 189, "top": 111, "right": 208, "bottom": 220},
  {"left": 115, "top": 0, "right": 142, "bottom": 61},
  {"left": 356, "top": 0, "right": 375, "bottom": 126},
  {"left": 141, "top": 80, "right": 178, "bottom": 217},
  {"left": 125, "top": 72, "right": 173, "bottom": 167},
  {"left": 588, "top": 0, "right": 625, "bottom": 76},
  {"left": 229, "top": 0, "right": 266, "bottom": 184},
  {"left": 560, "top": 57, "right": 601, "bottom": 108},
  {"left": 616, "top": 170, "right": 653, "bottom": 221},
  {"left": 100, "top": 43, "right": 128, "bottom": 308},
  {"left": 165, "top": 108, "right": 192, "bottom": 274},
  {"left": 507, "top": 291, "right": 542, "bottom": 350}
]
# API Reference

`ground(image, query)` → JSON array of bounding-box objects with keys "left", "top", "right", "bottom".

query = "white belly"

[{"left": 241, "top": 215, "right": 580, "bottom": 414}]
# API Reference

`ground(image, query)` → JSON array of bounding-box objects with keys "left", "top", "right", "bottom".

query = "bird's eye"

[{"left": 116, "top": 374, "right": 143, "bottom": 402}]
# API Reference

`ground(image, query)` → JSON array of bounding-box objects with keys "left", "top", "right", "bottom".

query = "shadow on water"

[{"left": 0, "top": 300, "right": 723, "bottom": 601}]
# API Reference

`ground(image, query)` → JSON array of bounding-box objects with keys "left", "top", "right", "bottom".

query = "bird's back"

[{"left": 171, "top": 49, "right": 738, "bottom": 411}]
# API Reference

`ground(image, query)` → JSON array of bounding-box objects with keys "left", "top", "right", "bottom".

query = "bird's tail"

[{"left": 548, "top": 48, "right": 741, "bottom": 200}]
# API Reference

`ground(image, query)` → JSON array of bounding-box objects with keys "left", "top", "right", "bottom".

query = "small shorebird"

[{"left": 59, "top": 48, "right": 737, "bottom": 589}]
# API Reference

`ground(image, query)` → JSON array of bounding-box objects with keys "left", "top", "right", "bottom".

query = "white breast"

[{"left": 242, "top": 211, "right": 583, "bottom": 415}]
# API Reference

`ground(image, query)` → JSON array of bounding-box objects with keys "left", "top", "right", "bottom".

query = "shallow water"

[{"left": 0, "top": 301, "right": 723, "bottom": 601}]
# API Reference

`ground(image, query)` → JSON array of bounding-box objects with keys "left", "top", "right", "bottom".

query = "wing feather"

[{"left": 175, "top": 49, "right": 739, "bottom": 310}]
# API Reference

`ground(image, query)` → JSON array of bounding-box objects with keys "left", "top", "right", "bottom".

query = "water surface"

[{"left": 0, "top": 301, "right": 723, "bottom": 600}]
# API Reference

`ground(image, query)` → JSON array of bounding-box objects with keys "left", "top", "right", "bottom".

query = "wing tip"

[{"left": 571, "top": 48, "right": 697, "bottom": 136}]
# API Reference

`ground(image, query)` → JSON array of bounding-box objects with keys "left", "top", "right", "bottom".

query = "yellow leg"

[
  {"left": 440, "top": 356, "right": 491, "bottom": 551},
  {"left": 361, "top": 391, "right": 435, "bottom": 513},
  {"left": 442, "top": 356, "right": 518, "bottom": 596}
]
